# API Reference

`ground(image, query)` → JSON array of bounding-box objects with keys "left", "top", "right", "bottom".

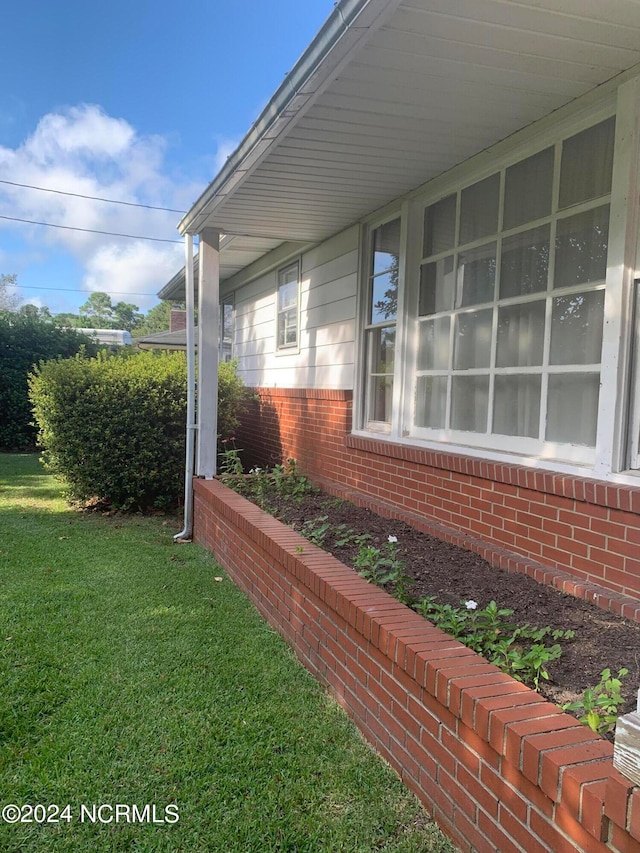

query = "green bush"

[
  {"left": 0, "top": 311, "right": 98, "bottom": 450},
  {"left": 29, "top": 351, "right": 248, "bottom": 510},
  {"left": 218, "top": 358, "right": 251, "bottom": 440}
]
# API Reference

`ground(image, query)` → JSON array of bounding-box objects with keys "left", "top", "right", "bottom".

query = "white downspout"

[{"left": 174, "top": 233, "right": 196, "bottom": 541}]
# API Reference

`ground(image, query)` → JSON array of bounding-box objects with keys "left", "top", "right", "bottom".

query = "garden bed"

[{"left": 224, "top": 472, "right": 640, "bottom": 719}]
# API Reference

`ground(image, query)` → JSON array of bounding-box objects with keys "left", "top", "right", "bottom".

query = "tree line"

[{"left": 0, "top": 273, "right": 181, "bottom": 336}]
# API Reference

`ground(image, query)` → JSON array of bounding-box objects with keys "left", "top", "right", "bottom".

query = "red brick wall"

[
  {"left": 235, "top": 387, "right": 640, "bottom": 614},
  {"left": 194, "top": 477, "right": 640, "bottom": 853}
]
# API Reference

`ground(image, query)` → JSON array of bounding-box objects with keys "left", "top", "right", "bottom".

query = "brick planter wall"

[
  {"left": 194, "top": 477, "right": 640, "bottom": 853},
  {"left": 235, "top": 388, "right": 640, "bottom": 613}
]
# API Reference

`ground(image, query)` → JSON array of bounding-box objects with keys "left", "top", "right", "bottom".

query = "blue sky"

[{"left": 0, "top": 0, "right": 334, "bottom": 314}]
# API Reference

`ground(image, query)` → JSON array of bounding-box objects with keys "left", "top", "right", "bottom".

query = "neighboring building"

[
  {"left": 163, "top": 0, "right": 640, "bottom": 607},
  {"left": 75, "top": 328, "right": 132, "bottom": 346}
]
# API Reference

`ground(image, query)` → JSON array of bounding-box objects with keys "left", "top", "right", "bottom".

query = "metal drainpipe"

[{"left": 174, "top": 233, "right": 196, "bottom": 542}]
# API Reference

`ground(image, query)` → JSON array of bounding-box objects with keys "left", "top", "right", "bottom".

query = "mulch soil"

[{"left": 262, "top": 490, "right": 640, "bottom": 719}]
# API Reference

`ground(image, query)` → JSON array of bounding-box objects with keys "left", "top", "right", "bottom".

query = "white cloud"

[
  {"left": 211, "top": 136, "right": 241, "bottom": 175},
  {"left": 84, "top": 241, "right": 183, "bottom": 304},
  {"left": 0, "top": 104, "right": 205, "bottom": 310}
]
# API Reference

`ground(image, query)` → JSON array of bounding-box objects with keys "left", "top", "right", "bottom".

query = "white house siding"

[{"left": 225, "top": 226, "right": 359, "bottom": 390}]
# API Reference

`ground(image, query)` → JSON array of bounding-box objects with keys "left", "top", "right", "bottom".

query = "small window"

[
  {"left": 277, "top": 262, "right": 299, "bottom": 349},
  {"left": 220, "top": 298, "right": 234, "bottom": 362}
]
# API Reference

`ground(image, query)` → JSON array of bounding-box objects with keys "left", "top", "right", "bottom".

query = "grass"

[{"left": 0, "top": 454, "right": 456, "bottom": 853}]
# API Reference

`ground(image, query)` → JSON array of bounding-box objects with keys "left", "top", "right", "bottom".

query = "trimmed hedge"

[
  {"left": 0, "top": 312, "right": 98, "bottom": 450},
  {"left": 29, "top": 351, "right": 248, "bottom": 510}
]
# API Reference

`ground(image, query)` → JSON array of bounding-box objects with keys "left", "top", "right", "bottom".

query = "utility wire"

[
  {"left": 15, "top": 284, "right": 160, "bottom": 297},
  {"left": 0, "top": 214, "right": 182, "bottom": 243},
  {"left": 0, "top": 178, "right": 187, "bottom": 213}
]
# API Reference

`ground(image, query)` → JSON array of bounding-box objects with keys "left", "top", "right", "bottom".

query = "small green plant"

[
  {"left": 414, "top": 597, "right": 574, "bottom": 690},
  {"left": 333, "top": 525, "right": 372, "bottom": 548},
  {"left": 219, "top": 438, "right": 244, "bottom": 476},
  {"left": 271, "top": 458, "right": 316, "bottom": 500},
  {"left": 222, "top": 458, "right": 316, "bottom": 514},
  {"left": 301, "top": 515, "right": 332, "bottom": 547},
  {"left": 355, "top": 536, "right": 415, "bottom": 605},
  {"left": 562, "top": 668, "right": 629, "bottom": 734}
]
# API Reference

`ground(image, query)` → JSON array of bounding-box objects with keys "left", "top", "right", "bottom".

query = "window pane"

[
  {"left": 493, "top": 375, "right": 541, "bottom": 438},
  {"left": 278, "top": 308, "right": 298, "bottom": 348},
  {"left": 504, "top": 147, "right": 554, "bottom": 229},
  {"left": 373, "top": 219, "right": 401, "bottom": 274},
  {"left": 278, "top": 279, "right": 298, "bottom": 311},
  {"left": 415, "top": 376, "right": 447, "bottom": 428},
  {"left": 368, "top": 376, "right": 393, "bottom": 423},
  {"left": 417, "top": 317, "right": 450, "bottom": 370},
  {"left": 554, "top": 206, "right": 609, "bottom": 288},
  {"left": 454, "top": 309, "right": 492, "bottom": 369},
  {"left": 423, "top": 194, "right": 456, "bottom": 257},
  {"left": 559, "top": 117, "right": 615, "bottom": 209},
  {"left": 278, "top": 263, "right": 298, "bottom": 286},
  {"left": 419, "top": 256, "right": 454, "bottom": 316},
  {"left": 496, "top": 301, "right": 545, "bottom": 367},
  {"left": 459, "top": 173, "right": 499, "bottom": 244},
  {"left": 549, "top": 290, "right": 604, "bottom": 365},
  {"left": 451, "top": 376, "right": 489, "bottom": 432},
  {"left": 368, "top": 327, "right": 395, "bottom": 375},
  {"left": 546, "top": 373, "right": 600, "bottom": 446},
  {"left": 457, "top": 242, "right": 496, "bottom": 307},
  {"left": 500, "top": 225, "right": 550, "bottom": 298},
  {"left": 371, "top": 272, "right": 398, "bottom": 324}
]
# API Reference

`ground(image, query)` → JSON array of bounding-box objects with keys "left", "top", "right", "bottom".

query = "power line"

[
  {"left": 0, "top": 214, "right": 182, "bottom": 243},
  {"left": 15, "top": 284, "right": 159, "bottom": 297},
  {"left": 0, "top": 178, "right": 187, "bottom": 213}
]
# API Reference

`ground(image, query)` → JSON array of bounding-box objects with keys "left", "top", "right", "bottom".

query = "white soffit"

[
  {"left": 158, "top": 234, "right": 288, "bottom": 300},
  {"left": 185, "top": 0, "right": 640, "bottom": 247}
]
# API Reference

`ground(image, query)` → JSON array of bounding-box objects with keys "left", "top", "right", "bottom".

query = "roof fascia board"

[{"left": 178, "top": 0, "right": 402, "bottom": 237}]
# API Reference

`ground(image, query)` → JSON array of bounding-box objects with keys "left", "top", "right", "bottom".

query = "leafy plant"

[
  {"left": 355, "top": 536, "right": 415, "bottom": 605},
  {"left": 0, "top": 310, "right": 99, "bottom": 450},
  {"left": 414, "top": 597, "right": 574, "bottom": 689},
  {"left": 562, "top": 668, "right": 629, "bottom": 734},
  {"left": 331, "top": 524, "right": 371, "bottom": 548},
  {"left": 219, "top": 439, "right": 244, "bottom": 476},
  {"left": 30, "top": 351, "right": 248, "bottom": 510},
  {"left": 301, "top": 515, "right": 332, "bottom": 547}
]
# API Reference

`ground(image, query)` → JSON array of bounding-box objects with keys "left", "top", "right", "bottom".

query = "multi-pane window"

[
  {"left": 415, "top": 117, "right": 614, "bottom": 453},
  {"left": 277, "top": 262, "right": 299, "bottom": 349},
  {"left": 364, "top": 219, "right": 400, "bottom": 426}
]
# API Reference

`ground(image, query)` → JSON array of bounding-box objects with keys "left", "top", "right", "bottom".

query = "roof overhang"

[{"left": 166, "top": 0, "right": 640, "bottom": 297}]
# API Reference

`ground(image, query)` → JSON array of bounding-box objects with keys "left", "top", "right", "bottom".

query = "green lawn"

[{"left": 0, "top": 454, "right": 455, "bottom": 853}]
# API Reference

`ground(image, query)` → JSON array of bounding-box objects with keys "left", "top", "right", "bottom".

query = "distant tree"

[
  {"left": 77, "top": 292, "right": 143, "bottom": 332},
  {"left": 0, "top": 274, "right": 21, "bottom": 312},
  {"left": 112, "top": 301, "right": 143, "bottom": 332},
  {"left": 53, "top": 312, "right": 84, "bottom": 329},
  {"left": 136, "top": 300, "right": 184, "bottom": 336},
  {"left": 18, "top": 304, "right": 52, "bottom": 320},
  {"left": 79, "top": 292, "right": 116, "bottom": 326}
]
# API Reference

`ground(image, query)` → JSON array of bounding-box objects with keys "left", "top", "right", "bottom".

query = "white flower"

[
  {"left": 465, "top": 600, "right": 478, "bottom": 610},
  {"left": 387, "top": 535, "right": 398, "bottom": 544}
]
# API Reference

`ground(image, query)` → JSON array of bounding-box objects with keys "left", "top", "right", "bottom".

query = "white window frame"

[
  {"left": 276, "top": 260, "right": 300, "bottom": 353},
  {"left": 360, "top": 214, "right": 404, "bottom": 433},
  {"left": 354, "top": 91, "right": 640, "bottom": 477},
  {"left": 411, "top": 129, "right": 613, "bottom": 465},
  {"left": 220, "top": 295, "right": 234, "bottom": 363}
]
